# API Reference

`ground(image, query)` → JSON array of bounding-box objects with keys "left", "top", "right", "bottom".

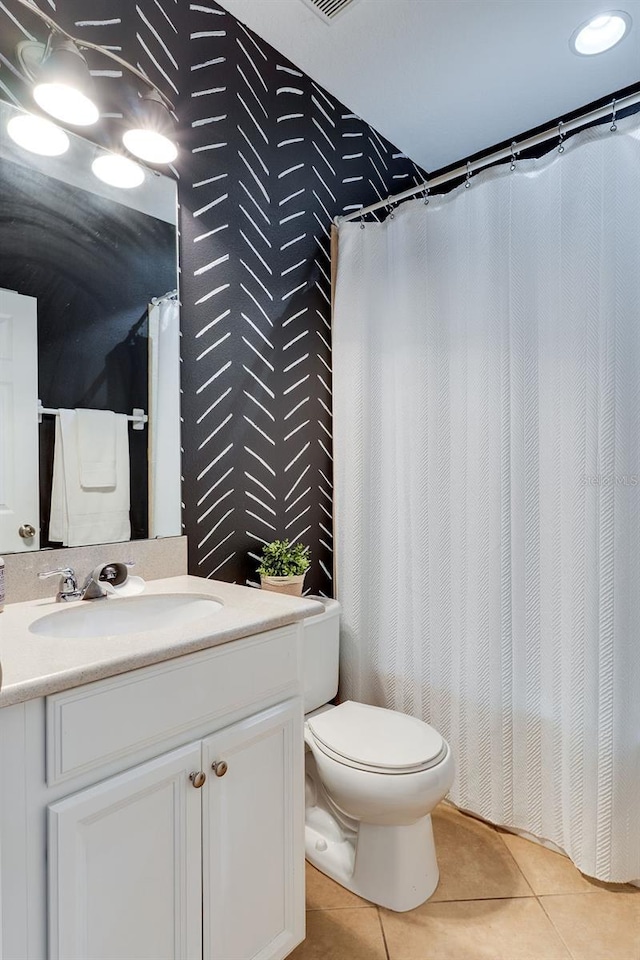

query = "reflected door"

[{"left": 0, "top": 287, "right": 39, "bottom": 552}]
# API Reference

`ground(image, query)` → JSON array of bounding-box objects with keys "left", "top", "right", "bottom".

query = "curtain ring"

[
  {"left": 610, "top": 98, "right": 618, "bottom": 132},
  {"left": 422, "top": 183, "right": 430, "bottom": 205},
  {"left": 359, "top": 212, "right": 365, "bottom": 230},
  {"left": 509, "top": 141, "right": 518, "bottom": 172},
  {"left": 386, "top": 198, "right": 395, "bottom": 219},
  {"left": 465, "top": 160, "right": 472, "bottom": 189},
  {"left": 557, "top": 121, "right": 565, "bottom": 154}
]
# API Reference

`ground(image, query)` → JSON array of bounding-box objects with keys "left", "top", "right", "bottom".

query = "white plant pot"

[{"left": 260, "top": 574, "right": 306, "bottom": 596}]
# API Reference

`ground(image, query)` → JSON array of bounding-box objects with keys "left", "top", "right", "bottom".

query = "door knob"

[
  {"left": 211, "top": 760, "right": 228, "bottom": 777},
  {"left": 19, "top": 523, "right": 36, "bottom": 539},
  {"left": 189, "top": 771, "right": 206, "bottom": 788}
]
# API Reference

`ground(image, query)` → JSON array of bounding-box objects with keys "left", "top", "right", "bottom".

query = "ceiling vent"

[{"left": 300, "top": 0, "right": 361, "bottom": 23}]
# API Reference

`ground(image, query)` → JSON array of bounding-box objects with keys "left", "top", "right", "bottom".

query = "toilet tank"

[{"left": 303, "top": 597, "right": 340, "bottom": 713}]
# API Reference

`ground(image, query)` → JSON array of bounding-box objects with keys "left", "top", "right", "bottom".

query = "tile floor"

[{"left": 290, "top": 804, "right": 640, "bottom": 960}]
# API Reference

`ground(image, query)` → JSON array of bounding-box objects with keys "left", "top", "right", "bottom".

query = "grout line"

[
  {"left": 536, "top": 895, "right": 578, "bottom": 960},
  {"left": 430, "top": 892, "right": 537, "bottom": 903},
  {"left": 492, "top": 827, "right": 536, "bottom": 897},
  {"left": 376, "top": 905, "right": 391, "bottom": 960}
]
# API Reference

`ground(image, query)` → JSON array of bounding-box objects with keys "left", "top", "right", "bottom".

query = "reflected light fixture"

[
  {"left": 92, "top": 153, "right": 145, "bottom": 189},
  {"left": 570, "top": 11, "right": 632, "bottom": 55},
  {"left": 122, "top": 89, "right": 178, "bottom": 165},
  {"left": 7, "top": 112, "right": 70, "bottom": 156},
  {"left": 17, "top": 36, "right": 99, "bottom": 126}
]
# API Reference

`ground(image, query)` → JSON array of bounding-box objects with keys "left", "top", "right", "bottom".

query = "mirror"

[{"left": 0, "top": 100, "right": 180, "bottom": 554}]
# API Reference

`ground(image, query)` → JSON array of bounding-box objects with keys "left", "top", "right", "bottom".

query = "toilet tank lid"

[{"left": 307, "top": 701, "right": 445, "bottom": 771}]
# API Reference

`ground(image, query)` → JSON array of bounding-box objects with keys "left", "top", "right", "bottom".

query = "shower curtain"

[{"left": 333, "top": 116, "right": 640, "bottom": 882}]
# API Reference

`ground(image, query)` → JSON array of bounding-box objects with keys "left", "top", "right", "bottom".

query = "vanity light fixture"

[
  {"left": 91, "top": 153, "right": 145, "bottom": 189},
  {"left": 570, "top": 11, "right": 632, "bottom": 55},
  {"left": 6, "top": 112, "right": 70, "bottom": 156},
  {"left": 11, "top": 0, "right": 178, "bottom": 163},
  {"left": 122, "top": 89, "right": 179, "bottom": 165},
  {"left": 26, "top": 36, "right": 99, "bottom": 126}
]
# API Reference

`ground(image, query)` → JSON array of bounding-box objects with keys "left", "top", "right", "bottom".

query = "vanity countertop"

[{"left": 0, "top": 576, "right": 324, "bottom": 708}]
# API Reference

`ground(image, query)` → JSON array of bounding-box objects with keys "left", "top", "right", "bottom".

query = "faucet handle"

[
  {"left": 39, "top": 567, "right": 82, "bottom": 602},
  {"left": 39, "top": 567, "right": 76, "bottom": 581}
]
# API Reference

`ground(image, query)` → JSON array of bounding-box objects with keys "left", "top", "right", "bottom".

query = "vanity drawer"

[{"left": 46, "top": 625, "right": 299, "bottom": 786}]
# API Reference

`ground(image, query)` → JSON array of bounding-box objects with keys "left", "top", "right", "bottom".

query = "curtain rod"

[
  {"left": 11, "top": 0, "right": 175, "bottom": 112},
  {"left": 336, "top": 89, "right": 640, "bottom": 225}
]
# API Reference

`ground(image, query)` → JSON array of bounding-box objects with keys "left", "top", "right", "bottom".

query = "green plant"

[{"left": 257, "top": 539, "right": 311, "bottom": 577}]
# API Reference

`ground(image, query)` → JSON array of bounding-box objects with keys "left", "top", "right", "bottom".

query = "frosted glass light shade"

[{"left": 7, "top": 113, "right": 70, "bottom": 156}]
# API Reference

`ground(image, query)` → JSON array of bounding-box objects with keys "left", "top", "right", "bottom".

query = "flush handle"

[
  {"left": 189, "top": 771, "right": 206, "bottom": 789},
  {"left": 211, "top": 760, "right": 228, "bottom": 778},
  {"left": 19, "top": 523, "right": 36, "bottom": 539}
]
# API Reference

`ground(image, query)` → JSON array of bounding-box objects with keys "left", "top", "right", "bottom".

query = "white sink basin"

[{"left": 29, "top": 594, "right": 223, "bottom": 639}]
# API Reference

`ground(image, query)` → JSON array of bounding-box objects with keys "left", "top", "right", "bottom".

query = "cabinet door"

[
  {"left": 202, "top": 699, "right": 305, "bottom": 960},
  {"left": 48, "top": 742, "right": 203, "bottom": 960}
]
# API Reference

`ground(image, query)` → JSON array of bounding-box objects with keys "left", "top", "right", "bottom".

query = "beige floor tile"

[
  {"left": 305, "top": 861, "right": 371, "bottom": 910},
  {"left": 288, "top": 907, "right": 387, "bottom": 960},
  {"left": 501, "top": 831, "right": 635, "bottom": 896},
  {"left": 380, "top": 896, "right": 571, "bottom": 960},
  {"left": 430, "top": 804, "right": 533, "bottom": 901},
  {"left": 540, "top": 890, "right": 640, "bottom": 960}
]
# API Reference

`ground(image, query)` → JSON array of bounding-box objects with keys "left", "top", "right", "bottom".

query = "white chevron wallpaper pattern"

[{"left": 0, "top": 0, "right": 423, "bottom": 592}]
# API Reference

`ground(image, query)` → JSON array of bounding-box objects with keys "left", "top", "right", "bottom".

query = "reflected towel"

[
  {"left": 49, "top": 409, "right": 130, "bottom": 546},
  {"left": 76, "top": 408, "right": 117, "bottom": 489}
]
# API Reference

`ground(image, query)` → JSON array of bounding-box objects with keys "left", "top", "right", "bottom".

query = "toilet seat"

[{"left": 306, "top": 701, "right": 447, "bottom": 775}]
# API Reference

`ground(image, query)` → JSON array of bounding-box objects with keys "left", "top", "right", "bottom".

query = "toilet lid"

[{"left": 307, "top": 701, "right": 446, "bottom": 773}]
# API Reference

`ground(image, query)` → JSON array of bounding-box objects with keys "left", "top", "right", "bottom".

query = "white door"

[
  {"left": 0, "top": 287, "right": 39, "bottom": 552},
  {"left": 202, "top": 700, "right": 305, "bottom": 960},
  {"left": 48, "top": 743, "right": 203, "bottom": 960}
]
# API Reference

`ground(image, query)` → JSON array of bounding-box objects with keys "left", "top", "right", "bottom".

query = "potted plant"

[{"left": 257, "top": 539, "right": 310, "bottom": 596}]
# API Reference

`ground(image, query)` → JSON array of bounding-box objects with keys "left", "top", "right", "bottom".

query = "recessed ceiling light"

[
  {"left": 570, "top": 11, "right": 631, "bottom": 55},
  {"left": 7, "top": 113, "right": 70, "bottom": 156},
  {"left": 92, "top": 153, "right": 145, "bottom": 189}
]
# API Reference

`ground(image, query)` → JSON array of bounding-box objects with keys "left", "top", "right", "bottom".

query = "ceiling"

[{"left": 215, "top": 0, "right": 640, "bottom": 172}]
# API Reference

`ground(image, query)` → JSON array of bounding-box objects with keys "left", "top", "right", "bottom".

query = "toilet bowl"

[{"left": 303, "top": 601, "right": 455, "bottom": 912}]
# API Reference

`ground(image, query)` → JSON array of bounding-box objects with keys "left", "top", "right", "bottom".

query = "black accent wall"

[{"left": 0, "top": 0, "right": 423, "bottom": 593}]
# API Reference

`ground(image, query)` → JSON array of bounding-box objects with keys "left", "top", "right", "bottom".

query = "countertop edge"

[{"left": 0, "top": 576, "right": 325, "bottom": 709}]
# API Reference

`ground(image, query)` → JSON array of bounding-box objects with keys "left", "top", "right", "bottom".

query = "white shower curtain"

[{"left": 333, "top": 116, "right": 640, "bottom": 882}]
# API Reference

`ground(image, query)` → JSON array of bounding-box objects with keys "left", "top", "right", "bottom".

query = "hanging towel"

[
  {"left": 76, "top": 409, "right": 117, "bottom": 489},
  {"left": 49, "top": 409, "right": 131, "bottom": 546}
]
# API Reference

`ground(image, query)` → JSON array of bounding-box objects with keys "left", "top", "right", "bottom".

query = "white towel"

[
  {"left": 49, "top": 409, "right": 131, "bottom": 546},
  {"left": 76, "top": 409, "right": 117, "bottom": 489}
]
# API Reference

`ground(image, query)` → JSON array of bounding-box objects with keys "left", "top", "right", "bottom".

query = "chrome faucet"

[
  {"left": 38, "top": 567, "right": 83, "bottom": 603},
  {"left": 39, "top": 561, "right": 135, "bottom": 602},
  {"left": 81, "top": 571, "right": 108, "bottom": 600}
]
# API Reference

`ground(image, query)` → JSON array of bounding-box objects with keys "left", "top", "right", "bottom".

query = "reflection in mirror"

[{"left": 0, "top": 100, "right": 180, "bottom": 555}]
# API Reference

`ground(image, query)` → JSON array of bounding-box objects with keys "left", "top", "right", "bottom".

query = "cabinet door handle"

[
  {"left": 189, "top": 771, "right": 207, "bottom": 788},
  {"left": 211, "top": 760, "right": 228, "bottom": 778}
]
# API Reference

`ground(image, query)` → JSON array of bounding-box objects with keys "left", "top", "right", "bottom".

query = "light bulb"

[
  {"left": 33, "top": 81, "right": 99, "bottom": 126},
  {"left": 7, "top": 113, "right": 70, "bottom": 156},
  {"left": 122, "top": 128, "right": 178, "bottom": 164}
]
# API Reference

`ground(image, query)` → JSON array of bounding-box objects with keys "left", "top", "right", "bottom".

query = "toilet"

[{"left": 303, "top": 598, "right": 455, "bottom": 912}]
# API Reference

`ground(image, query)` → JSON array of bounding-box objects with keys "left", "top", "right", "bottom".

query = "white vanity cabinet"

[{"left": 0, "top": 623, "right": 305, "bottom": 960}]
